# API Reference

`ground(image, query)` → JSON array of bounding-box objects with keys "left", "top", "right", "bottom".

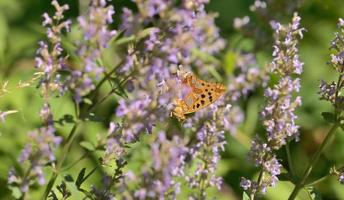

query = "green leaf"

[
  {"left": 79, "top": 141, "right": 95, "bottom": 151},
  {"left": 115, "top": 35, "right": 135, "bottom": 46},
  {"left": 83, "top": 98, "right": 93, "bottom": 105},
  {"left": 63, "top": 114, "right": 75, "bottom": 123},
  {"left": 109, "top": 29, "right": 126, "bottom": 44},
  {"left": 242, "top": 192, "right": 250, "bottom": 200},
  {"left": 137, "top": 27, "right": 158, "bottom": 40},
  {"left": 306, "top": 186, "right": 322, "bottom": 200},
  {"left": 224, "top": 50, "right": 237, "bottom": 75},
  {"left": 75, "top": 168, "right": 86, "bottom": 189},
  {"left": 9, "top": 186, "right": 22, "bottom": 199},
  {"left": 64, "top": 174, "right": 74, "bottom": 182},
  {"left": 48, "top": 191, "right": 58, "bottom": 200},
  {"left": 0, "top": 13, "right": 8, "bottom": 62},
  {"left": 110, "top": 76, "right": 128, "bottom": 98},
  {"left": 321, "top": 112, "right": 336, "bottom": 123},
  {"left": 278, "top": 172, "right": 292, "bottom": 182},
  {"left": 84, "top": 113, "right": 104, "bottom": 122}
]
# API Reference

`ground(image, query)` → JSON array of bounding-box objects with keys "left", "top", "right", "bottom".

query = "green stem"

[
  {"left": 306, "top": 175, "right": 328, "bottom": 186},
  {"left": 250, "top": 169, "right": 264, "bottom": 200},
  {"left": 286, "top": 142, "right": 296, "bottom": 178},
  {"left": 42, "top": 122, "right": 79, "bottom": 199},
  {"left": 62, "top": 151, "right": 88, "bottom": 171},
  {"left": 288, "top": 124, "right": 339, "bottom": 200}
]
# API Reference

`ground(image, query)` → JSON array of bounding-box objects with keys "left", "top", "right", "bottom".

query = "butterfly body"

[{"left": 172, "top": 74, "right": 226, "bottom": 121}]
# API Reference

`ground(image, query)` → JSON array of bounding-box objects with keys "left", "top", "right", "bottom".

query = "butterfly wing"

[{"left": 181, "top": 76, "right": 226, "bottom": 114}]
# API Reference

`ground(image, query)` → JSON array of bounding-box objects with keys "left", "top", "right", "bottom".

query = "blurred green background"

[{"left": 0, "top": 0, "right": 344, "bottom": 199}]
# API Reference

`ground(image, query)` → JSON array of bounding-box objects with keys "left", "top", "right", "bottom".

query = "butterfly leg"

[{"left": 171, "top": 99, "right": 187, "bottom": 121}]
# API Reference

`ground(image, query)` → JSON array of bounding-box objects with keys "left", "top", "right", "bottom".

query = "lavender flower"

[
  {"left": 102, "top": 131, "right": 188, "bottom": 199},
  {"left": 339, "top": 171, "right": 344, "bottom": 184},
  {"left": 329, "top": 18, "right": 344, "bottom": 74},
  {"left": 35, "top": 0, "right": 71, "bottom": 99},
  {"left": 8, "top": 126, "right": 62, "bottom": 194},
  {"left": 319, "top": 18, "right": 344, "bottom": 110},
  {"left": 113, "top": 0, "right": 226, "bottom": 156},
  {"left": 131, "top": 132, "right": 187, "bottom": 199},
  {"left": 241, "top": 13, "right": 304, "bottom": 195},
  {"left": 69, "top": 0, "right": 116, "bottom": 102},
  {"left": 185, "top": 122, "right": 226, "bottom": 198},
  {"left": 115, "top": 93, "right": 155, "bottom": 142},
  {"left": 264, "top": 13, "right": 304, "bottom": 148},
  {"left": 8, "top": 1, "right": 69, "bottom": 197},
  {"left": 233, "top": 16, "right": 250, "bottom": 30},
  {"left": 226, "top": 53, "right": 268, "bottom": 102}
]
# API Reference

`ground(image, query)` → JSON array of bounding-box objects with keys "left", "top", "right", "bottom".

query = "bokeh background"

[{"left": 0, "top": 0, "right": 344, "bottom": 199}]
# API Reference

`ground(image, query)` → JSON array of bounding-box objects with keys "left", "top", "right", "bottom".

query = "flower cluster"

[
  {"left": 179, "top": 51, "right": 267, "bottom": 197},
  {"left": 233, "top": 0, "right": 302, "bottom": 50},
  {"left": 319, "top": 18, "right": 344, "bottom": 111},
  {"left": 241, "top": 13, "right": 304, "bottom": 195},
  {"left": 99, "top": 126, "right": 188, "bottom": 199},
  {"left": 132, "top": 132, "right": 188, "bottom": 199},
  {"left": 8, "top": 126, "right": 62, "bottom": 194},
  {"left": 226, "top": 53, "right": 268, "bottom": 102},
  {"left": 35, "top": 0, "right": 71, "bottom": 99},
  {"left": 8, "top": 1, "right": 70, "bottom": 196},
  {"left": 186, "top": 122, "right": 226, "bottom": 199},
  {"left": 114, "top": 0, "right": 225, "bottom": 147},
  {"left": 69, "top": 0, "right": 116, "bottom": 102}
]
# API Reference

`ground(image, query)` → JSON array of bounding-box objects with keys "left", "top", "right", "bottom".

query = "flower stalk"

[{"left": 288, "top": 124, "right": 339, "bottom": 200}]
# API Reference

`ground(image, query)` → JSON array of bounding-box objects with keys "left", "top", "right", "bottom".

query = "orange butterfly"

[{"left": 171, "top": 73, "right": 226, "bottom": 121}]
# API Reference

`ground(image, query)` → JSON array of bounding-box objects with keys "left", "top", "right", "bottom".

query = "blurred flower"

[
  {"left": 320, "top": 18, "right": 344, "bottom": 109},
  {"left": 103, "top": 131, "right": 188, "bottom": 199},
  {"left": 9, "top": 1, "right": 68, "bottom": 196},
  {"left": 226, "top": 53, "right": 268, "bottom": 102},
  {"left": 339, "top": 172, "right": 344, "bottom": 184},
  {"left": 114, "top": 0, "right": 226, "bottom": 156},
  {"left": 233, "top": 16, "right": 250, "bottom": 30},
  {"left": 250, "top": 0, "right": 267, "bottom": 11},
  {"left": 131, "top": 132, "right": 188, "bottom": 199},
  {"left": 69, "top": 0, "right": 116, "bottom": 102},
  {"left": 9, "top": 126, "right": 62, "bottom": 194}
]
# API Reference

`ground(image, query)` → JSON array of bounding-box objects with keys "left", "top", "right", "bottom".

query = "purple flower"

[
  {"left": 240, "top": 177, "right": 252, "bottom": 191},
  {"left": 320, "top": 18, "right": 344, "bottom": 107},
  {"left": 9, "top": 126, "right": 62, "bottom": 194},
  {"left": 124, "top": 132, "right": 188, "bottom": 199},
  {"left": 69, "top": 0, "right": 117, "bottom": 102},
  {"left": 35, "top": 0, "right": 71, "bottom": 98},
  {"left": 186, "top": 122, "right": 226, "bottom": 198},
  {"left": 339, "top": 172, "right": 344, "bottom": 184},
  {"left": 242, "top": 13, "right": 304, "bottom": 196}
]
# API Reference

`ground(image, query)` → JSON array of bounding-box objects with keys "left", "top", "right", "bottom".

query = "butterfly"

[{"left": 171, "top": 73, "right": 226, "bottom": 121}]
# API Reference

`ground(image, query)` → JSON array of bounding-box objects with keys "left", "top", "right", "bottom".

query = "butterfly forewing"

[
  {"left": 178, "top": 75, "right": 226, "bottom": 114},
  {"left": 172, "top": 73, "right": 226, "bottom": 121}
]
